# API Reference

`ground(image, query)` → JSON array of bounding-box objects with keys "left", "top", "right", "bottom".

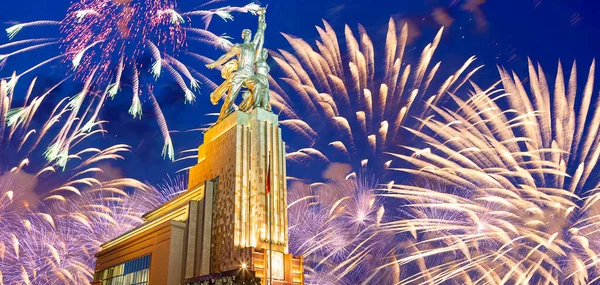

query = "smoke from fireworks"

[
  {"left": 1, "top": 0, "right": 260, "bottom": 161},
  {"left": 385, "top": 60, "right": 600, "bottom": 284}
]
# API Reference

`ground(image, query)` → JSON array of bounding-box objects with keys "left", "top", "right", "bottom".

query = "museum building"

[{"left": 91, "top": 108, "right": 304, "bottom": 285}]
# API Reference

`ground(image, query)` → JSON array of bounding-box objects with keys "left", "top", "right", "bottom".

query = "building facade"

[{"left": 92, "top": 108, "right": 304, "bottom": 285}]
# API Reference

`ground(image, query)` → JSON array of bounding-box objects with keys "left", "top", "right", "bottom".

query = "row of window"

[{"left": 94, "top": 255, "right": 151, "bottom": 285}]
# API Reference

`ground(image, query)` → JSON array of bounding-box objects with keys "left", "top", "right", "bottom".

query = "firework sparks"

[
  {"left": 288, "top": 164, "right": 397, "bottom": 284},
  {"left": 268, "top": 18, "right": 482, "bottom": 283},
  {"left": 385, "top": 60, "right": 600, "bottom": 284},
  {"left": 0, "top": 77, "right": 140, "bottom": 199},
  {"left": 1, "top": 1, "right": 260, "bottom": 161},
  {"left": 270, "top": 18, "right": 480, "bottom": 180},
  {"left": 0, "top": 179, "right": 181, "bottom": 285},
  {"left": 0, "top": 78, "right": 151, "bottom": 284}
]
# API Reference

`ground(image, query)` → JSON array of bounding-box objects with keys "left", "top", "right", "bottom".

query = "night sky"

[{"left": 1, "top": 0, "right": 598, "bottom": 185}]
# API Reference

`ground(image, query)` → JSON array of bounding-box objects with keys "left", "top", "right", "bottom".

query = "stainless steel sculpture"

[{"left": 207, "top": 8, "right": 270, "bottom": 122}]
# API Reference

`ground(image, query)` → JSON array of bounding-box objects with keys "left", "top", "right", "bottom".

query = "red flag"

[{"left": 266, "top": 163, "right": 271, "bottom": 194}]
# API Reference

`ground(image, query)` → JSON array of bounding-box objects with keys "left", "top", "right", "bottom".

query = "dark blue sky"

[{"left": 1, "top": 0, "right": 598, "bottom": 184}]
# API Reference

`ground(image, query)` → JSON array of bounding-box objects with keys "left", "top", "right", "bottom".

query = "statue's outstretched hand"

[
  {"left": 206, "top": 62, "right": 217, "bottom": 69},
  {"left": 258, "top": 8, "right": 266, "bottom": 24}
]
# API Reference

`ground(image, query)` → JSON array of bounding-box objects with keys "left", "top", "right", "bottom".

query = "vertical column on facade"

[
  {"left": 248, "top": 128, "right": 256, "bottom": 248},
  {"left": 270, "top": 122, "right": 280, "bottom": 244},
  {"left": 184, "top": 200, "right": 200, "bottom": 279},
  {"left": 200, "top": 180, "right": 214, "bottom": 276},
  {"left": 282, "top": 140, "right": 289, "bottom": 253},
  {"left": 259, "top": 119, "right": 267, "bottom": 243},
  {"left": 242, "top": 124, "right": 249, "bottom": 247},
  {"left": 278, "top": 127, "right": 286, "bottom": 246},
  {"left": 234, "top": 125, "right": 243, "bottom": 247},
  {"left": 168, "top": 221, "right": 186, "bottom": 285}
]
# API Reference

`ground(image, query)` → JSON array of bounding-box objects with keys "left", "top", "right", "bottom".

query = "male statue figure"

[
  {"left": 239, "top": 48, "right": 271, "bottom": 112},
  {"left": 207, "top": 8, "right": 266, "bottom": 122}
]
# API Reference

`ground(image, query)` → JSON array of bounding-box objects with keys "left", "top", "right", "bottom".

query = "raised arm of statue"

[
  {"left": 252, "top": 9, "right": 267, "bottom": 52},
  {"left": 206, "top": 45, "right": 241, "bottom": 69}
]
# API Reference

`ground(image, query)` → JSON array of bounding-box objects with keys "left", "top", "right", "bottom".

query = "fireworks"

[
  {"left": 385, "top": 60, "right": 600, "bottom": 284},
  {"left": 0, "top": 77, "right": 146, "bottom": 201},
  {"left": 272, "top": 18, "right": 481, "bottom": 283},
  {"left": 2, "top": 1, "right": 260, "bottom": 160},
  {"left": 0, "top": 77, "right": 153, "bottom": 284},
  {"left": 5, "top": 1, "right": 597, "bottom": 283},
  {"left": 270, "top": 18, "right": 480, "bottom": 180},
  {"left": 287, "top": 165, "right": 397, "bottom": 284},
  {"left": 0, "top": 181, "right": 180, "bottom": 285}
]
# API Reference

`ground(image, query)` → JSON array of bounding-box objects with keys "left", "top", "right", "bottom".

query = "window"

[{"left": 94, "top": 255, "right": 151, "bottom": 285}]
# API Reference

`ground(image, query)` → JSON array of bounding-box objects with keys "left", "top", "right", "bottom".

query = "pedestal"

[{"left": 186, "top": 108, "right": 302, "bottom": 285}]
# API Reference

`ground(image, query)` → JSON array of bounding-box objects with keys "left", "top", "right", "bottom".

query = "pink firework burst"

[
  {"left": 62, "top": 0, "right": 194, "bottom": 103},
  {"left": 62, "top": 0, "right": 187, "bottom": 88},
  {"left": 2, "top": 1, "right": 260, "bottom": 161}
]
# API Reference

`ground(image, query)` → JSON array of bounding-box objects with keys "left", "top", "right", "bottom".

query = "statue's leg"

[
  {"left": 253, "top": 85, "right": 270, "bottom": 111},
  {"left": 219, "top": 82, "right": 243, "bottom": 117},
  {"left": 216, "top": 70, "right": 251, "bottom": 121},
  {"left": 229, "top": 82, "right": 243, "bottom": 104},
  {"left": 265, "top": 84, "right": 272, "bottom": 111},
  {"left": 218, "top": 96, "right": 234, "bottom": 121},
  {"left": 242, "top": 79, "right": 257, "bottom": 111},
  {"left": 263, "top": 92, "right": 271, "bottom": 111},
  {"left": 253, "top": 85, "right": 263, "bottom": 109},
  {"left": 239, "top": 91, "right": 253, "bottom": 111}
]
